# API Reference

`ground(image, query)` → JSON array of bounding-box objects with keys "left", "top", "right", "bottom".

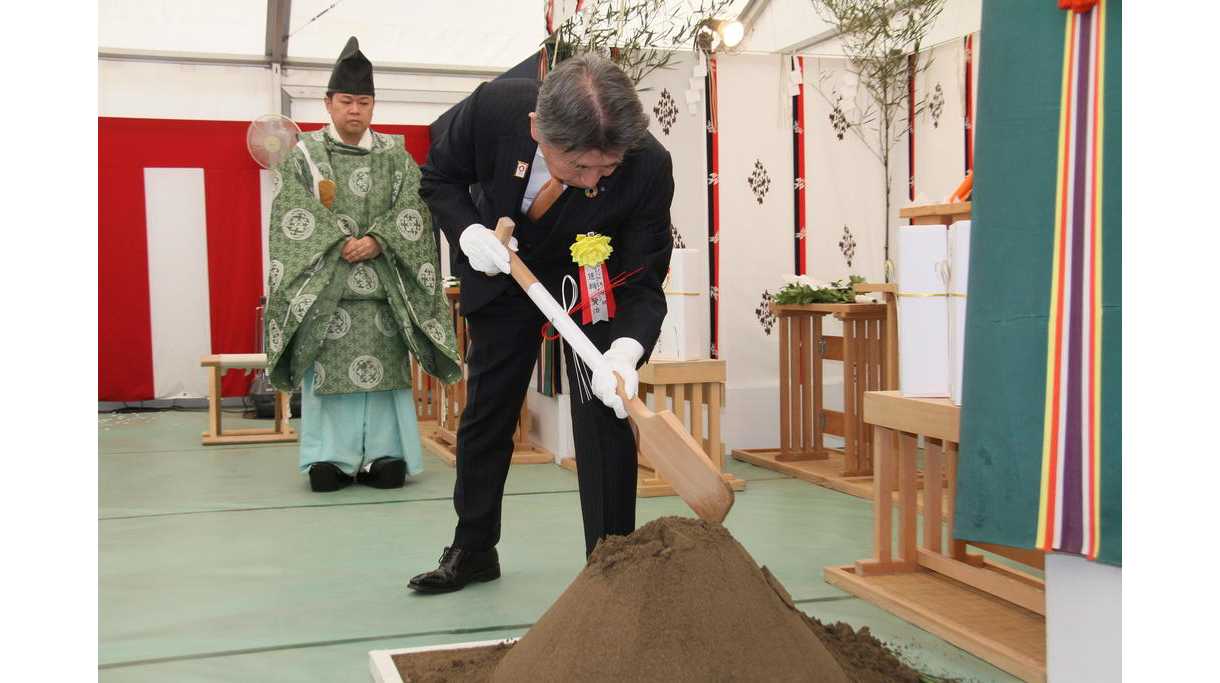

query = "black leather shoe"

[
  {"left": 408, "top": 546, "right": 501, "bottom": 594},
  {"left": 357, "top": 457, "right": 407, "bottom": 489},
  {"left": 308, "top": 462, "right": 353, "bottom": 492}
]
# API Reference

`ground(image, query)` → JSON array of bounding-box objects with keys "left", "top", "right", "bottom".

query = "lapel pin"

[
  {"left": 514, "top": 161, "right": 529, "bottom": 178},
  {"left": 584, "top": 186, "right": 599, "bottom": 198}
]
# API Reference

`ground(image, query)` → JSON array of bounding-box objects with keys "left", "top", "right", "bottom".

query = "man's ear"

[{"left": 528, "top": 113, "right": 540, "bottom": 144}]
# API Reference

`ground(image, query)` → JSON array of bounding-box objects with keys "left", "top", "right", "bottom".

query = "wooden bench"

[
  {"left": 416, "top": 286, "right": 553, "bottom": 465},
  {"left": 200, "top": 354, "right": 296, "bottom": 446},
  {"left": 559, "top": 358, "right": 743, "bottom": 497},
  {"left": 824, "top": 390, "right": 1047, "bottom": 682},
  {"left": 637, "top": 359, "right": 744, "bottom": 497}
]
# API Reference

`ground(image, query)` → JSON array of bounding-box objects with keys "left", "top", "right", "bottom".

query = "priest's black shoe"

[
  {"left": 408, "top": 546, "right": 500, "bottom": 594},
  {"left": 308, "top": 462, "right": 353, "bottom": 492},
  {"left": 357, "top": 457, "right": 407, "bottom": 489}
]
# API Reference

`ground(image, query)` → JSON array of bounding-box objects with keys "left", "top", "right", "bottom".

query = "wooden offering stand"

[
  {"left": 560, "top": 358, "right": 743, "bottom": 498},
  {"left": 417, "top": 286, "right": 552, "bottom": 465},
  {"left": 199, "top": 354, "right": 296, "bottom": 446},
  {"left": 899, "top": 200, "right": 971, "bottom": 226},
  {"left": 824, "top": 391, "right": 1047, "bottom": 682},
  {"left": 732, "top": 302, "right": 890, "bottom": 500}
]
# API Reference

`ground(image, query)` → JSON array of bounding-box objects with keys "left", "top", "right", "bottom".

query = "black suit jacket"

[{"left": 420, "top": 78, "right": 674, "bottom": 359}]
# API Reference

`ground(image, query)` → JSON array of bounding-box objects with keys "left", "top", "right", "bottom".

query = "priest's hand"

[
  {"left": 342, "top": 236, "right": 382, "bottom": 263},
  {"left": 589, "top": 338, "right": 645, "bottom": 420}
]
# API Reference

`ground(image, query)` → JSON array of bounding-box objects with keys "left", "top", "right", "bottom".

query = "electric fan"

[{"left": 246, "top": 114, "right": 302, "bottom": 169}]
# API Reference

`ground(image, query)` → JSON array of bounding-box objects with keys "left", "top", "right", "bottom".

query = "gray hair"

[{"left": 535, "top": 54, "right": 650, "bottom": 153}]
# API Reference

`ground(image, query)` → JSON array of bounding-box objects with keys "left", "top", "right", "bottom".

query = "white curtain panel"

[
  {"left": 801, "top": 55, "right": 910, "bottom": 413},
  {"left": 714, "top": 53, "right": 795, "bottom": 449},
  {"left": 802, "top": 56, "right": 899, "bottom": 288},
  {"left": 259, "top": 168, "right": 274, "bottom": 295},
  {"left": 638, "top": 52, "right": 710, "bottom": 254},
  {"left": 914, "top": 41, "right": 967, "bottom": 203},
  {"left": 638, "top": 52, "right": 711, "bottom": 360},
  {"left": 144, "top": 168, "right": 214, "bottom": 399}
]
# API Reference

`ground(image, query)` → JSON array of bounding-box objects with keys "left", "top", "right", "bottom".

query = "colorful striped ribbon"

[{"left": 1036, "top": 0, "right": 1108, "bottom": 560}]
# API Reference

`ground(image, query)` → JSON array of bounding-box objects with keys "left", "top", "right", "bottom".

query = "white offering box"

[
  {"left": 947, "top": 220, "right": 971, "bottom": 406},
  {"left": 651, "top": 248, "right": 709, "bottom": 361},
  {"left": 897, "top": 227, "right": 951, "bottom": 397}
]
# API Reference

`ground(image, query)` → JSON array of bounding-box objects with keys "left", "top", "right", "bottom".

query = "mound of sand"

[
  {"left": 394, "top": 517, "right": 924, "bottom": 681},
  {"left": 490, "top": 517, "right": 921, "bottom": 682}
]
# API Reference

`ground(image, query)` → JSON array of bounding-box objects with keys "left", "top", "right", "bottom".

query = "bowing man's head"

[{"left": 530, "top": 55, "right": 649, "bottom": 190}]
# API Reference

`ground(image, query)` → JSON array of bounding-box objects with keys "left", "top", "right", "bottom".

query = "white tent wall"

[
  {"left": 911, "top": 40, "right": 968, "bottom": 203},
  {"left": 98, "top": 58, "right": 490, "bottom": 126},
  {"left": 283, "top": 0, "right": 543, "bottom": 67},
  {"left": 637, "top": 55, "right": 712, "bottom": 256},
  {"left": 100, "top": 0, "right": 266, "bottom": 55},
  {"left": 100, "top": 0, "right": 545, "bottom": 71},
  {"left": 803, "top": 56, "right": 892, "bottom": 286},
  {"left": 99, "top": 60, "right": 277, "bottom": 121},
  {"left": 281, "top": 68, "right": 488, "bottom": 126},
  {"left": 713, "top": 53, "right": 794, "bottom": 450}
]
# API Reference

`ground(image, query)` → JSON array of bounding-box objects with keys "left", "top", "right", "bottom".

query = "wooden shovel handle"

[
  {"left": 490, "top": 216, "right": 732, "bottom": 523},
  {"left": 493, "top": 217, "right": 540, "bottom": 289},
  {"left": 495, "top": 217, "right": 637, "bottom": 407},
  {"left": 616, "top": 371, "right": 652, "bottom": 416}
]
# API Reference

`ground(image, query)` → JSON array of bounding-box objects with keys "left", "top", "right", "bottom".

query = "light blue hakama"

[{"left": 298, "top": 368, "right": 424, "bottom": 477}]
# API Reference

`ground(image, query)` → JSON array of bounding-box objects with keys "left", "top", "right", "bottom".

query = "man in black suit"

[{"left": 408, "top": 55, "right": 674, "bottom": 593}]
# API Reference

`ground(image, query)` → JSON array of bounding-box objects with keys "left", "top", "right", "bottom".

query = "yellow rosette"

[
  {"left": 570, "top": 233, "right": 616, "bottom": 324},
  {"left": 570, "top": 233, "right": 613, "bottom": 268}
]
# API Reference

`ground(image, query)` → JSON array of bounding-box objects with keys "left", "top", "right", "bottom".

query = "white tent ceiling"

[
  {"left": 97, "top": 1, "right": 979, "bottom": 125},
  {"left": 100, "top": 0, "right": 268, "bottom": 57},
  {"left": 99, "top": 0, "right": 758, "bottom": 71}
]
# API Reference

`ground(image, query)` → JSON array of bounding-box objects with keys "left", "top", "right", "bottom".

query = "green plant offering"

[{"left": 772, "top": 275, "right": 865, "bottom": 305}]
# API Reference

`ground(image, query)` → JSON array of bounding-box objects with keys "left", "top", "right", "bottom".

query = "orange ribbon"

[{"left": 1058, "top": 0, "right": 1099, "bottom": 13}]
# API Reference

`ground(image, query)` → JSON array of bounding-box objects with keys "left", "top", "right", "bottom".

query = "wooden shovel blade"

[{"left": 626, "top": 397, "right": 734, "bottom": 523}]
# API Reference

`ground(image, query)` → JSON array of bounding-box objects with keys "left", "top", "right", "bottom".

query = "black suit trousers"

[{"left": 452, "top": 285, "right": 638, "bottom": 557}]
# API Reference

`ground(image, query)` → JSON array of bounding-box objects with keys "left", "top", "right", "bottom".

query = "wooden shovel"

[{"left": 493, "top": 217, "right": 734, "bottom": 523}]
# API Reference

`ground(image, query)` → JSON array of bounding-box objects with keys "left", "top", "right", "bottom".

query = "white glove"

[
  {"left": 590, "top": 338, "right": 644, "bottom": 420},
  {"left": 458, "top": 224, "right": 513, "bottom": 276}
]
